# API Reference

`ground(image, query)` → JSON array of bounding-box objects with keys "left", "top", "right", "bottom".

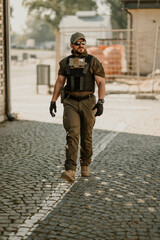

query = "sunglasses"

[{"left": 74, "top": 41, "right": 86, "bottom": 46}]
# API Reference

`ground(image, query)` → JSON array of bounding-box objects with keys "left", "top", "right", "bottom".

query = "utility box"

[{"left": 36, "top": 64, "right": 51, "bottom": 94}]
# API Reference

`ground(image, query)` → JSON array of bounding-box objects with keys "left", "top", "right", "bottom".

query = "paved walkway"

[
  {"left": 0, "top": 52, "right": 160, "bottom": 239},
  {"left": 0, "top": 117, "right": 160, "bottom": 240}
]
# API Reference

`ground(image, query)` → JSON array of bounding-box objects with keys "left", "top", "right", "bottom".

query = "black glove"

[
  {"left": 92, "top": 101, "right": 103, "bottom": 117},
  {"left": 49, "top": 101, "right": 57, "bottom": 117}
]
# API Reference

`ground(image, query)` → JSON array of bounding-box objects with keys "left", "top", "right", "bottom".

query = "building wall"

[
  {"left": 130, "top": 9, "right": 160, "bottom": 75},
  {"left": 0, "top": 0, "right": 5, "bottom": 122}
]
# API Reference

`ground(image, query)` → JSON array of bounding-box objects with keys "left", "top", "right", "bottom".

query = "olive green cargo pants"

[{"left": 63, "top": 94, "right": 96, "bottom": 171}]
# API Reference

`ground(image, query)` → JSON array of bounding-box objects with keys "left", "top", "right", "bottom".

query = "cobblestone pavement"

[
  {"left": 0, "top": 119, "right": 160, "bottom": 240},
  {"left": 0, "top": 54, "right": 160, "bottom": 239}
]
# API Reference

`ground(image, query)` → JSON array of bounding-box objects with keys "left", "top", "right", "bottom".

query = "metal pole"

[
  {"left": 152, "top": 25, "right": 159, "bottom": 93},
  {"left": 124, "top": 9, "right": 133, "bottom": 74},
  {"left": 48, "top": 65, "right": 51, "bottom": 93},
  {"left": 135, "top": 10, "right": 140, "bottom": 93},
  {"left": 4, "top": 0, "right": 14, "bottom": 120},
  {"left": 136, "top": 34, "right": 140, "bottom": 93},
  {"left": 36, "top": 65, "right": 39, "bottom": 94}
]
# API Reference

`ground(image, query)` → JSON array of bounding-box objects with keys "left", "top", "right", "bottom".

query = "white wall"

[{"left": 130, "top": 9, "right": 160, "bottom": 75}]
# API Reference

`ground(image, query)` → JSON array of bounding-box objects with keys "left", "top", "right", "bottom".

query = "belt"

[{"left": 68, "top": 93, "right": 93, "bottom": 101}]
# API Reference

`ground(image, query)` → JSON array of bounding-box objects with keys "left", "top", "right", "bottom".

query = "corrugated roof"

[{"left": 121, "top": 0, "right": 160, "bottom": 8}]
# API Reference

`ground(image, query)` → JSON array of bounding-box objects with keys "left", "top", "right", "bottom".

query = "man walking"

[{"left": 50, "top": 32, "right": 105, "bottom": 183}]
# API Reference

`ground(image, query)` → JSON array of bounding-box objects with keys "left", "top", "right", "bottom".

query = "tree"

[
  {"left": 25, "top": 14, "right": 55, "bottom": 44},
  {"left": 11, "top": 14, "right": 56, "bottom": 47},
  {"left": 22, "top": 0, "right": 97, "bottom": 30},
  {"left": 104, "top": 0, "right": 127, "bottom": 29}
]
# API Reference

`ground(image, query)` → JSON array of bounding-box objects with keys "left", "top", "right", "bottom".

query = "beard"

[{"left": 75, "top": 47, "right": 85, "bottom": 55}]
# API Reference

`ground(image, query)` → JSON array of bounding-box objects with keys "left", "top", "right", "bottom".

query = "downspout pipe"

[
  {"left": 4, "top": 0, "right": 14, "bottom": 121},
  {"left": 124, "top": 7, "right": 133, "bottom": 72},
  {"left": 124, "top": 8, "right": 132, "bottom": 30}
]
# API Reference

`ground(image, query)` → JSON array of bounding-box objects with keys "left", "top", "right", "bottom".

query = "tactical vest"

[{"left": 65, "top": 54, "right": 95, "bottom": 92}]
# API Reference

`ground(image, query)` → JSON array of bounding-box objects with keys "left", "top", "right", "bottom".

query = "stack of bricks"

[
  {"left": 0, "top": 0, "right": 5, "bottom": 122},
  {"left": 87, "top": 45, "right": 123, "bottom": 79}
]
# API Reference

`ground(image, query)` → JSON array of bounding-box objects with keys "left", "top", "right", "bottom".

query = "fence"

[{"left": 55, "top": 29, "right": 139, "bottom": 81}]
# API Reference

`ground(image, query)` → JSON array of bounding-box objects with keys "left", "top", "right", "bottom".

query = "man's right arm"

[{"left": 51, "top": 75, "right": 66, "bottom": 102}]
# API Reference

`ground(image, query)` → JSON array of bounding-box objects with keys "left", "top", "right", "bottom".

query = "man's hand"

[
  {"left": 92, "top": 101, "right": 103, "bottom": 117},
  {"left": 49, "top": 101, "right": 57, "bottom": 117}
]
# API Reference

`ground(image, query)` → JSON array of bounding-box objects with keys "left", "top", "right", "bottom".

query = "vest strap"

[
  {"left": 83, "top": 64, "right": 89, "bottom": 74},
  {"left": 70, "top": 76, "right": 75, "bottom": 91}
]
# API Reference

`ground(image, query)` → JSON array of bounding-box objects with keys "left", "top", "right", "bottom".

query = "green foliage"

[
  {"left": 11, "top": 14, "right": 55, "bottom": 47},
  {"left": 104, "top": 0, "right": 127, "bottom": 29},
  {"left": 25, "top": 14, "right": 55, "bottom": 43},
  {"left": 11, "top": 32, "right": 28, "bottom": 46},
  {"left": 22, "top": 0, "right": 97, "bottom": 30}
]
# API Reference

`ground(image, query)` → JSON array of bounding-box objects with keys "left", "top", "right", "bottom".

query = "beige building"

[
  {"left": 122, "top": 0, "right": 160, "bottom": 75},
  {"left": 0, "top": 0, "right": 13, "bottom": 122}
]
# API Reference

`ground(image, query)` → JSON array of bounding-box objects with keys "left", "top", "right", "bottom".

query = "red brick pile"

[{"left": 88, "top": 45, "right": 125, "bottom": 78}]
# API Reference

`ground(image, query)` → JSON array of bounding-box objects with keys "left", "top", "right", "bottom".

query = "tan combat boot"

[
  {"left": 81, "top": 166, "right": 90, "bottom": 177},
  {"left": 61, "top": 170, "right": 75, "bottom": 183}
]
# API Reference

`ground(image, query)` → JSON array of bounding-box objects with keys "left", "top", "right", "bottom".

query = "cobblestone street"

[
  {"left": 0, "top": 111, "right": 160, "bottom": 239},
  {"left": 0, "top": 54, "right": 160, "bottom": 239}
]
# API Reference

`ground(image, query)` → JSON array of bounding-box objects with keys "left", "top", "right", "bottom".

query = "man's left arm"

[
  {"left": 92, "top": 76, "right": 105, "bottom": 117},
  {"left": 91, "top": 56, "right": 105, "bottom": 101},
  {"left": 95, "top": 75, "right": 106, "bottom": 100}
]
